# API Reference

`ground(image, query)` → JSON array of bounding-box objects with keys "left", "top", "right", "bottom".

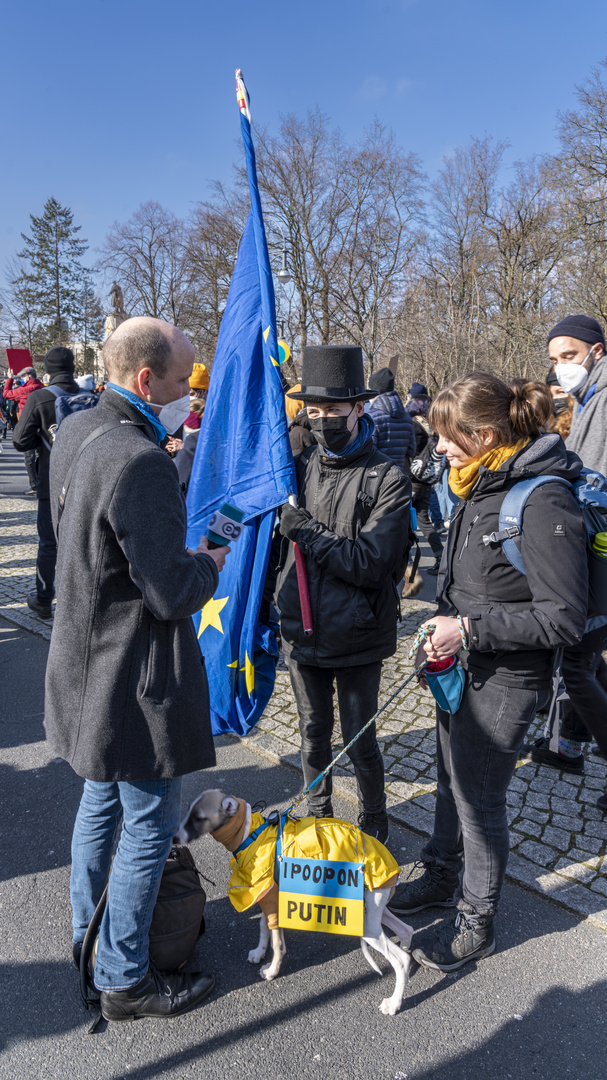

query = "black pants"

[
  {"left": 425, "top": 674, "right": 547, "bottom": 916},
  {"left": 23, "top": 449, "right": 38, "bottom": 490},
  {"left": 286, "top": 659, "right": 385, "bottom": 816},
  {"left": 412, "top": 484, "right": 443, "bottom": 558},
  {"left": 36, "top": 498, "right": 57, "bottom": 603},
  {"left": 560, "top": 627, "right": 607, "bottom": 756}
]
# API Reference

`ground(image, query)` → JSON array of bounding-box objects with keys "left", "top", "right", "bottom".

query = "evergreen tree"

[
  {"left": 16, "top": 196, "right": 88, "bottom": 350},
  {"left": 73, "top": 277, "right": 105, "bottom": 373}
]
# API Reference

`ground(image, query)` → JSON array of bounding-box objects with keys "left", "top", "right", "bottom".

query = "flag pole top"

[{"left": 235, "top": 69, "right": 251, "bottom": 123}]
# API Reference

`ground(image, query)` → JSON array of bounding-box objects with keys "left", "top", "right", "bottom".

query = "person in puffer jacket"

[{"left": 368, "top": 368, "right": 416, "bottom": 472}]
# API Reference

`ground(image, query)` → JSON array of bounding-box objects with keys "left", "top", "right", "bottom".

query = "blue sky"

[{"left": 3, "top": 0, "right": 607, "bottom": 282}]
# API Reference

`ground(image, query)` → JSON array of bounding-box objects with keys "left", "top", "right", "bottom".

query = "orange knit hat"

[{"left": 190, "top": 363, "right": 209, "bottom": 391}]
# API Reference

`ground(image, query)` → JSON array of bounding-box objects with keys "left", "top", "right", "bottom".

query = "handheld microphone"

[{"left": 206, "top": 503, "right": 244, "bottom": 549}]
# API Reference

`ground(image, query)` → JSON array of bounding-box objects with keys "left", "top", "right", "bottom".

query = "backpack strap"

[
  {"left": 357, "top": 455, "right": 421, "bottom": 584},
  {"left": 356, "top": 455, "right": 393, "bottom": 516},
  {"left": 57, "top": 420, "right": 134, "bottom": 530},
  {"left": 39, "top": 385, "right": 70, "bottom": 450},
  {"left": 482, "top": 475, "right": 571, "bottom": 575}
]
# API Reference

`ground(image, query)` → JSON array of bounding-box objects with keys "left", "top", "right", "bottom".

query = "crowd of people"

[{"left": 1, "top": 310, "right": 606, "bottom": 1022}]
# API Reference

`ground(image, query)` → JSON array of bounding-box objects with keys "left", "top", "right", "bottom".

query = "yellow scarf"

[{"left": 449, "top": 438, "right": 530, "bottom": 500}]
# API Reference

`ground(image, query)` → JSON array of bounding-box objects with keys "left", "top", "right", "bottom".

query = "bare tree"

[
  {"left": 97, "top": 201, "right": 189, "bottom": 324},
  {"left": 183, "top": 193, "right": 245, "bottom": 366}
]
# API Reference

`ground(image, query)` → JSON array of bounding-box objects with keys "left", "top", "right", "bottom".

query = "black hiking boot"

[
  {"left": 358, "top": 810, "right": 389, "bottom": 845},
  {"left": 530, "top": 737, "right": 584, "bottom": 774},
  {"left": 387, "top": 861, "right": 459, "bottom": 915},
  {"left": 413, "top": 910, "right": 495, "bottom": 972}
]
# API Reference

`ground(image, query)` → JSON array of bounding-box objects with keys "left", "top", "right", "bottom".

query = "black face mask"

[
  {"left": 309, "top": 407, "right": 356, "bottom": 454},
  {"left": 552, "top": 397, "right": 570, "bottom": 416}
]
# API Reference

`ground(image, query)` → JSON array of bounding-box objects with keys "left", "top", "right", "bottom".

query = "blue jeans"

[
  {"left": 70, "top": 777, "right": 182, "bottom": 991},
  {"left": 436, "top": 472, "right": 457, "bottom": 523},
  {"left": 423, "top": 673, "right": 546, "bottom": 916}
]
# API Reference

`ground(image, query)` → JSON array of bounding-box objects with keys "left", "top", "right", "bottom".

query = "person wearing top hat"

[{"left": 276, "top": 345, "right": 412, "bottom": 843}]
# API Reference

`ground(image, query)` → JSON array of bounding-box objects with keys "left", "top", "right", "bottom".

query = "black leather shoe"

[
  {"left": 597, "top": 791, "right": 607, "bottom": 814},
  {"left": 530, "top": 737, "right": 584, "bottom": 774},
  {"left": 426, "top": 558, "right": 441, "bottom": 576},
  {"left": 100, "top": 967, "right": 214, "bottom": 1022},
  {"left": 27, "top": 593, "right": 53, "bottom": 619}
]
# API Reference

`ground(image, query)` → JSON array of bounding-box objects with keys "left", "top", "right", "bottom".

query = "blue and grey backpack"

[
  {"left": 42, "top": 384, "right": 99, "bottom": 449},
  {"left": 482, "top": 468, "right": 607, "bottom": 630}
]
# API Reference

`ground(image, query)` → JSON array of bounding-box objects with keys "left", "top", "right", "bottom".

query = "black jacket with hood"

[
  {"left": 13, "top": 371, "right": 81, "bottom": 498},
  {"left": 275, "top": 430, "right": 411, "bottom": 667},
  {"left": 436, "top": 434, "right": 588, "bottom": 689}
]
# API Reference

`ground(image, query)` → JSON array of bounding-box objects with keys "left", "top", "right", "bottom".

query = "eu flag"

[{"left": 186, "top": 69, "right": 297, "bottom": 736}]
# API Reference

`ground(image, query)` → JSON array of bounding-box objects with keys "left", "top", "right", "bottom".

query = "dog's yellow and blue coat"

[{"left": 212, "top": 801, "right": 400, "bottom": 929}]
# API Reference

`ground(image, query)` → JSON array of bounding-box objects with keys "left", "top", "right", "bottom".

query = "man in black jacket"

[
  {"left": 277, "top": 346, "right": 411, "bottom": 843},
  {"left": 13, "top": 347, "right": 81, "bottom": 617},
  {"left": 45, "top": 317, "right": 228, "bottom": 1021}
]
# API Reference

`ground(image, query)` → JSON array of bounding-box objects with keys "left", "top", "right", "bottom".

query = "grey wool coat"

[
  {"left": 44, "top": 389, "right": 219, "bottom": 781},
  {"left": 567, "top": 356, "right": 607, "bottom": 476}
]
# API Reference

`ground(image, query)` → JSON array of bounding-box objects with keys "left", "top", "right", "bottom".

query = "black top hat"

[{"left": 287, "top": 345, "right": 373, "bottom": 403}]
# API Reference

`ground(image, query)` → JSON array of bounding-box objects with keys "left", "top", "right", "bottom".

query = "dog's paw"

[
  {"left": 260, "top": 964, "right": 277, "bottom": 981},
  {"left": 248, "top": 948, "right": 266, "bottom": 964},
  {"left": 379, "top": 997, "right": 401, "bottom": 1016}
]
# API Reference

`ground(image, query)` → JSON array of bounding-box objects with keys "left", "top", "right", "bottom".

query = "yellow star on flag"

[
  {"left": 241, "top": 652, "right": 255, "bottom": 698},
  {"left": 226, "top": 654, "right": 255, "bottom": 697},
  {"left": 198, "top": 596, "right": 229, "bottom": 637}
]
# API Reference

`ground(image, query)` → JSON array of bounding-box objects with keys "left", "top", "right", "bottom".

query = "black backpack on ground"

[{"left": 79, "top": 844, "right": 207, "bottom": 1032}]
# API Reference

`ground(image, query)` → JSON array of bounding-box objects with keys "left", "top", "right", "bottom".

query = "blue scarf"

[
  {"left": 578, "top": 381, "right": 598, "bottom": 415},
  {"left": 323, "top": 413, "right": 374, "bottom": 459},
  {"left": 106, "top": 383, "right": 167, "bottom": 446}
]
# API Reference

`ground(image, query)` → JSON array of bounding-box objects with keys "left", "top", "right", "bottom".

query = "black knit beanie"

[
  {"left": 44, "top": 346, "right": 75, "bottom": 375},
  {"left": 368, "top": 367, "right": 394, "bottom": 394},
  {"left": 547, "top": 315, "right": 605, "bottom": 348}
]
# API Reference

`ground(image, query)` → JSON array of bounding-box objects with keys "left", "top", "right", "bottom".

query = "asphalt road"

[{"left": 1, "top": 614, "right": 606, "bottom": 1080}]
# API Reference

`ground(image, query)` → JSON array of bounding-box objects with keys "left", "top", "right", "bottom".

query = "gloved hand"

[{"left": 279, "top": 503, "right": 313, "bottom": 542}]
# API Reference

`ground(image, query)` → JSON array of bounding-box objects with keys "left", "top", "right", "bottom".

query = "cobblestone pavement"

[{"left": 2, "top": 476, "right": 606, "bottom": 931}]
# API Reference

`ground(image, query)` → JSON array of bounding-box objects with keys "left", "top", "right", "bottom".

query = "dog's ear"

[{"left": 221, "top": 796, "right": 239, "bottom": 816}]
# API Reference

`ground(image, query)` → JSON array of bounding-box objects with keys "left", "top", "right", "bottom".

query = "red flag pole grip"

[{"left": 293, "top": 542, "right": 313, "bottom": 636}]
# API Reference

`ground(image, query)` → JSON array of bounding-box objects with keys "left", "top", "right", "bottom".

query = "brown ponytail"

[
  {"left": 428, "top": 372, "right": 544, "bottom": 452},
  {"left": 509, "top": 379, "right": 552, "bottom": 433}
]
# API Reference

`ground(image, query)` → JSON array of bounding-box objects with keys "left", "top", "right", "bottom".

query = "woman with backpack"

[{"left": 389, "top": 372, "right": 588, "bottom": 970}]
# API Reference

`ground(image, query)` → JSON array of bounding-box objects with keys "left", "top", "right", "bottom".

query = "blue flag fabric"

[{"left": 186, "top": 71, "right": 297, "bottom": 736}]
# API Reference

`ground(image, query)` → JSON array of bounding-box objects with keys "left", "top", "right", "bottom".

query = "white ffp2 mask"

[
  {"left": 555, "top": 346, "right": 595, "bottom": 394},
  {"left": 149, "top": 394, "right": 191, "bottom": 435}
]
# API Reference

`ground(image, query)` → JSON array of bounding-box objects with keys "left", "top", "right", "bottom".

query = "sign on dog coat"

[{"left": 278, "top": 856, "right": 365, "bottom": 936}]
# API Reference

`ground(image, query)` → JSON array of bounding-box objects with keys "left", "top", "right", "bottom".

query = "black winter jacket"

[
  {"left": 276, "top": 434, "right": 411, "bottom": 666},
  {"left": 44, "top": 390, "right": 219, "bottom": 781},
  {"left": 369, "top": 391, "right": 416, "bottom": 471},
  {"left": 13, "top": 372, "right": 82, "bottom": 498},
  {"left": 437, "top": 434, "right": 588, "bottom": 689},
  {"left": 289, "top": 411, "right": 316, "bottom": 457}
]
